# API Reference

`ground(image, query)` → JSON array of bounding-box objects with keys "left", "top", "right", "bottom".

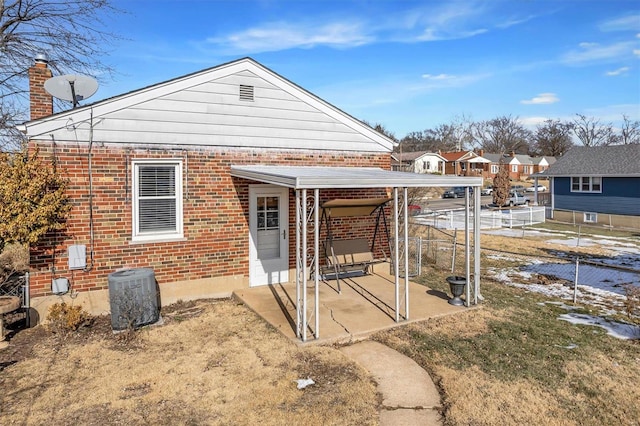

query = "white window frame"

[
  {"left": 570, "top": 176, "right": 602, "bottom": 193},
  {"left": 584, "top": 212, "right": 597, "bottom": 223},
  {"left": 511, "top": 164, "right": 518, "bottom": 173},
  {"left": 132, "top": 159, "right": 184, "bottom": 242},
  {"left": 491, "top": 164, "right": 499, "bottom": 174}
]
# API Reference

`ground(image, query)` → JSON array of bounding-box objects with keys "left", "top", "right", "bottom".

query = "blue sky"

[{"left": 100, "top": 0, "right": 640, "bottom": 139}]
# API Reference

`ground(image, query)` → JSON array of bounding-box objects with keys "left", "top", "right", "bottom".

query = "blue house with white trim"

[{"left": 540, "top": 145, "right": 640, "bottom": 228}]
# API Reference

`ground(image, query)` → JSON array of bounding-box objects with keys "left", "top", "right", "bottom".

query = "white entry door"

[{"left": 249, "top": 185, "right": 289, "bottom": 287}]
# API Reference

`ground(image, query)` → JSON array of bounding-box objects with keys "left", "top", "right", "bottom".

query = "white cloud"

[
  {"left": 562, "top": 41, "right": 637, "bottom": 64},
  {"left": 200, "top": 2, "right": 541, "bottom": 55},
  {"left": 634, "top": 49, "right": 640, "bottom": 56},
  {"left": 205, "top": 21, "right": 373, "bottom": 54},
  {"left": 605, "top": 66, "right": 630, "bottom": 76},
  {"left": 495, "top": 14, "right": 538, "bottom": 29},
  {"left": 521, "top": 93, "right": 559, "bottom": 105},
  {"left": 317, "top": 71, "right": 491, "bottom": 111},
  {"left": 422, "top": 73, "right": 455, "bottom": 80},
  {"left": 520, "top": 116, "right": 549, "bottom": 128},
  {"left": 579, "top": 104, "right": 640, "bottom": 122},
  {"left": 417, "top": 27, "right": 487, "bottom": 41},
  {"left": 599, "top": 14, "right": 640, "bottom": 32}
]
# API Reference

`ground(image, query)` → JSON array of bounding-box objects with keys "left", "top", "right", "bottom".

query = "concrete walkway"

[{"left": 340, "top": 340, "right": 443, "bottom": 425}]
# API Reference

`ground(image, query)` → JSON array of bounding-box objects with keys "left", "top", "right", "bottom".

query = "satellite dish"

[{"left": 44, "top": 74, "right": 98, "bottom": 108}]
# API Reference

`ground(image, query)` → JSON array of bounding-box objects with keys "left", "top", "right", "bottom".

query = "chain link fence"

[{"left": 416, "top": 224, "right": 640, "bottom": 318}]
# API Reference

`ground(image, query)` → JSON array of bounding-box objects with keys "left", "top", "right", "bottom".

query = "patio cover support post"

[
  {"left": 403, "top": 187, "right": 409, "bottom": 320},
  {"left": 393, "top": 187, "right": 400, "bottom": 322},
  {"left": 302, "top": 189, "right": 308, "bottom": 342},
  {"left": 314, "top": 188, "right": 319, "bottom": 339},
  {"left": 465, "top": 187, "right": 471, "bottom": 307},
  {"left": 474, "top": 186, "right": 481, "bottom": 303}
]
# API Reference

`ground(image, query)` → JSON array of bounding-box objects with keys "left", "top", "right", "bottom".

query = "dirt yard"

[{"left": 0, "top": 300, "right": 379, "bottom": 425}]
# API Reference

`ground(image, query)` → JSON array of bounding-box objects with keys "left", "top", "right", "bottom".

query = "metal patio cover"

[
  {"left": 230, "top": 165, "right": 482, "bottom": 189},
  {"left": 230, "top": 165, "right": 483, "bottom": 341}
]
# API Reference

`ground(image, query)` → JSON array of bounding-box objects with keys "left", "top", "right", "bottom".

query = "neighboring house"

[
  {"left": 532, "top": 156, "right": 556, "bottom": 174},
  {"left": 440, "top": 150, "right": 488, "bottom": 176},
  {"left": 392, "top": 151, "right": 445, "bottom": 174},
  {"left": 482, "top": 152, "right": 555, "bottom": 180},
  {"left": 20, "top": 56, "right": 483, "bottom": 321},
  {"left": 541, "top": 145, "right": 640, "bottom": 228}
]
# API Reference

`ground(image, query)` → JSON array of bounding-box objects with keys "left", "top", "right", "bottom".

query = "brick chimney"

[
  {"left": 28, "top": 54, "right": 53, "bottom": 120},
  {"left": 510, "top": 150, "right": 516, "bottom": 157}
]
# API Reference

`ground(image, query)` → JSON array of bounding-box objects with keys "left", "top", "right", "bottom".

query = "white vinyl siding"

[
  {"left": 132, "top": 160, "right": 183, "bottom": 242},
  {"left": 571, "top": 176, "right": 602, "bottom": 193},
  {"left": 27, "top": 62, "right": 393, "bottom": 153}
]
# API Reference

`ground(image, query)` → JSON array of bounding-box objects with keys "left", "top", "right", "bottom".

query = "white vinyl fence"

[{"left": 415, "top": 206, "right": 546, "bottom": 230}]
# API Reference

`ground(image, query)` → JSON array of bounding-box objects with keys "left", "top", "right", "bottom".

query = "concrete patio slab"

[{"left": 233, "top": 267, "right": 472, "bottom": 344}]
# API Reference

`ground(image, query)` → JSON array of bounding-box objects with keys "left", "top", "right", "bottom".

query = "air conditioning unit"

[{"left": 108, "top": 268, "right": 159, "bottom": 331}]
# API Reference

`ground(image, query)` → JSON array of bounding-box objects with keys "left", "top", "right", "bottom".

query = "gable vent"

[{"left": 239, "top": 84, "right": 254, "bottom": 101}]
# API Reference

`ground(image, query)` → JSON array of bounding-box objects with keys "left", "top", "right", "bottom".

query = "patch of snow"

[
  {"left": 487, "top": 267, "right": 628, "bottom": 315},
  {"left": 295, "top": 378, "right": 315, "bottom": 389},
  {"left": 522, "top": 262, "right": 639, "bottom": 296},
  {"left": 484, "top": 229, "right": 557, "bottom": 238},
  {"left": 558, "top": 313, "right": 640, "bottom": 340},
  {"left": 541, "top": 301, "right": 580, "bottom": 310},
  {"left": 554, "top": 343, "right": 578, "bottom": 349},
  {"left": 487, "top": 254, "right": 520, "bottom": 262},
  {"left": 546, "top": 238, "right": 596, "bottom": 247}
]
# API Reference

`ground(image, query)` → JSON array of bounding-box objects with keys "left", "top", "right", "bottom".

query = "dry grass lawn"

[
  {"left": 0, "top": 300, "right": 379, "bottom": 425},
  {"left": 378, "top": 222, "right": 640, "bottom": 425},
  {"left": 2, "top": 222, "right": 639, "bottom": 425},
  {"left": 376, "top": 303, "right": 640, "bottom": 426}
]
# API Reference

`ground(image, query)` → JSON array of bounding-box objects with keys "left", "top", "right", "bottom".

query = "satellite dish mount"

[{"left": 44, "top": 74, "right": 99, "bottom": 108}]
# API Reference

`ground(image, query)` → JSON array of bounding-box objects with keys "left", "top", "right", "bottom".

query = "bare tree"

[
  {"left": 572, "top": 114, "right": 618, "bottom": 147},
  {"left": 428, "top": 114, "right": 474, "bottom": 152},
  {"left": 471, "top": 115, "right": 532, "bottom": 154},
  {"left": 365, "top": 121, "right": 397, "bottom": 142},
  {"left": 398, "top": 130, "right": 441, "bottom": 153},
  {"left": 531, "top": 119, "right": 574, "bottom": 156},
  {"left": 619, "top": 114, "right": 640, "bottom": 145},
  {"left": 492, "top": 160, "right": 510, "bottom": 208},
  {"left": 0, "top": 0, "right": 122, "bottom": 150},
  {"left": 397, "top": 115, "right": 474, "bottom": 153}
]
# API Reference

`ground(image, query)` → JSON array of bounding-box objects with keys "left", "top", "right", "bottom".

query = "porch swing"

[{"left": 320, "top": 197, "right": 393, "bottom": 293}]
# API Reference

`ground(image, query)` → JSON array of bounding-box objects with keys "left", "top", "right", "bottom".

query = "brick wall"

[
  {"left": 28, "top": 141, "right": 391, "bottom": 298},
  {"left": 28, "top": 61, "right": 53, "bottom": 120}
]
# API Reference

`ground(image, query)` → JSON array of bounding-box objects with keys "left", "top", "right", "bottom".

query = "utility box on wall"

[
  {"left": 52, "top": 277, "right": 69, "bottom": 294},
  {"left": 107, "top": 268, "right": 159, "bottom": 331},
  {"left": 68, "top": 245, "right": 86, "bottom": 270}
]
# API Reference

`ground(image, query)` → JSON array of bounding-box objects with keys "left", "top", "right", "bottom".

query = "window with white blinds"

[{"left": 132, "top": 160, "right": 183, "bottom": 241}]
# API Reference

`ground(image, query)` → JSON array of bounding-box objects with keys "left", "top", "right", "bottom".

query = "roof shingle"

[{"left": 543, "top": 145, "right": 640, "bottom": 177}]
